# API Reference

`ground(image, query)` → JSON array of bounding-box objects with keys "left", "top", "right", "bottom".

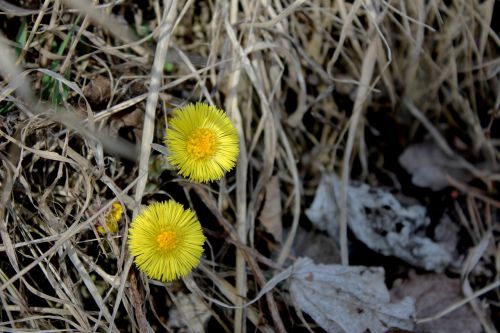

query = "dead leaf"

[
  {"left": 391, "top": 272, "right": 482, "bottom": 333},
  {"left": 169, "top": 292, "right": 211, "bottom": 333},
  {"left": 305, "top": 174, "right": 452, "bottom": 271},
  {"left": 109, "top": 108, "right": 143, "bottom": 143},
  {"left": 434, "top": 215, "right": 462, "bottom": 267},
  {"left": 305, "top": 174, "right": 339, "bottom": 238},
  {"left": 399, "top": 142, "right": 472, "bottom": 191},
  {"left": 83, "top": 75, "right": 111, "bottom": 106},
  {"left": 292, "top": 227, "right": 340, "bottom": 264},
  {"left": 259, "top": 176, "right": 283, "bottom": 242},
  {"left": 290, "top": 257, "right": 415, "bottom": 333}
]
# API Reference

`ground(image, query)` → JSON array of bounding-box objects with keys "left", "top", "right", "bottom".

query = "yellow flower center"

[
  {"left": 156, "top": 231, "right": 178, "bottom": 251},
  {"left": 186, "top": 128, "right": 217, "bottom": 160}
]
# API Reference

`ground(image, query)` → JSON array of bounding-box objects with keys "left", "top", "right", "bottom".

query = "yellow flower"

[
  {"left": 128, "top": 200, "right": 205, "bottom": 282},
  {"left": 97, "top": 202, "right": 123, "bottom": 234},
  {"left": 165, "top": 102, "right": 239, "bottom": 183}
]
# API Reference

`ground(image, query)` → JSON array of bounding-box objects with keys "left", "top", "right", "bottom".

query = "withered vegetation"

[{"left": 0, "top": 1, "right": 498, "bottom": 332}]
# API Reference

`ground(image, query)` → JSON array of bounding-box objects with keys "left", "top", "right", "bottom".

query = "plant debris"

[
  {"left": 399, "top": 141, "right": 474, "bottom": 191},
  {"left": 0, "top": 0, "right": 498, "bottom": 332},
  {"left": 290, "top": 257, "right": 415, "bottom": 333},
  {"left": 306, "top": 173, "right": 453, "bottom": 271},
  {"left": 391, "top": 272, "right": 483, "bottom": 333}
]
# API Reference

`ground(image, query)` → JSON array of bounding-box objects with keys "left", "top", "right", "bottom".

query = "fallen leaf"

[
  {"left": 305, "top": 174, "right": 340, "bottom": 238},
  {"left": 433, "top": 215, "right": 462, "bottom": 267},
  {"left": 83, "top": 75, "right": 111, "bottom": 106},
  {"left": 398, "top": 142, "right": 472, "bottom": 191},
  {"left": 169, "top": 292, "right": 211, "bottom": 333},
  {"left": 290, "top": 257, "right": 415, "bottom": 333},
  {"left": 391, "top": 272, "right": 482, "bottom": 333},
  {"left": 259, "top": 176, "right": 283, "bottom": 242},
  {"left": 109, "top": 108, "right": 143, "bottom": 143},
  {"left": 305, "top": 174, "right": 452, "bottom": 271},
  {"left": 292, "top": 227, "right": 340, "bottom": 264}
]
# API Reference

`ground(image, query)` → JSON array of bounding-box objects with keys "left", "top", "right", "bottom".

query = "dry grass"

[{"left": 0, "top": 0, "right": 499, "bottom": 332}]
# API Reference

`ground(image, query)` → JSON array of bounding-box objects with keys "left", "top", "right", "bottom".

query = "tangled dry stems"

[{"left": 0, "top": 0, "right": 498, "bottom": 332}]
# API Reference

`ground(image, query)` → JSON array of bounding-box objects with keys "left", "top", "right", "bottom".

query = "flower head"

[
  {"left": 97, "top": 202, "right": 123, "bottom": 234},
  {"left": 128, "top": 201, "right": 205, "bottom": 282},
  {"left": 165, "top": 102, "right": 239, "bottom": 183}
]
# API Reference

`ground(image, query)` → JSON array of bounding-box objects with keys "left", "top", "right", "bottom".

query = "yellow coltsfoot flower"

[
  {"left": 128, "top": 200, "right": 205, "bottom": 282},
  {"left": 165, "top": 102, "right": 239, "bottom": 183},
  {"left": 97, "top": 202, "right": 123, "bottom": 234}
]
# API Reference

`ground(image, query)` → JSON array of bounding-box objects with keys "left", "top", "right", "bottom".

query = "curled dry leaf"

[
  {"left": 259, "top": 175, "right": 283, "bottom": 242},
  {"left": 83, "top": 75, "right": 111, "bottom": 106},
  {"left": 109, "top": 108, "right": 144, "bottom": 143},
  {"left": 290, "top": 257, "right": 415, "bottom": 333},
  {"left": 305, "top": 174, "right": 452, "bottom": 271}
]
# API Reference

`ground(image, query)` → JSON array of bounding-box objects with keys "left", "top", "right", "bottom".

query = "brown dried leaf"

[
  {"left": 259, "top": 176, "right": 282, "bottom": 242},
  {"left": 109, "top": 108, "right": 144, "bottom": 143},
  {"left": 83, "top": 75, "right": 111, "bottom": 106},
  {"left": 391, "top": 272, "right": 482, "bottom": 333}
]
